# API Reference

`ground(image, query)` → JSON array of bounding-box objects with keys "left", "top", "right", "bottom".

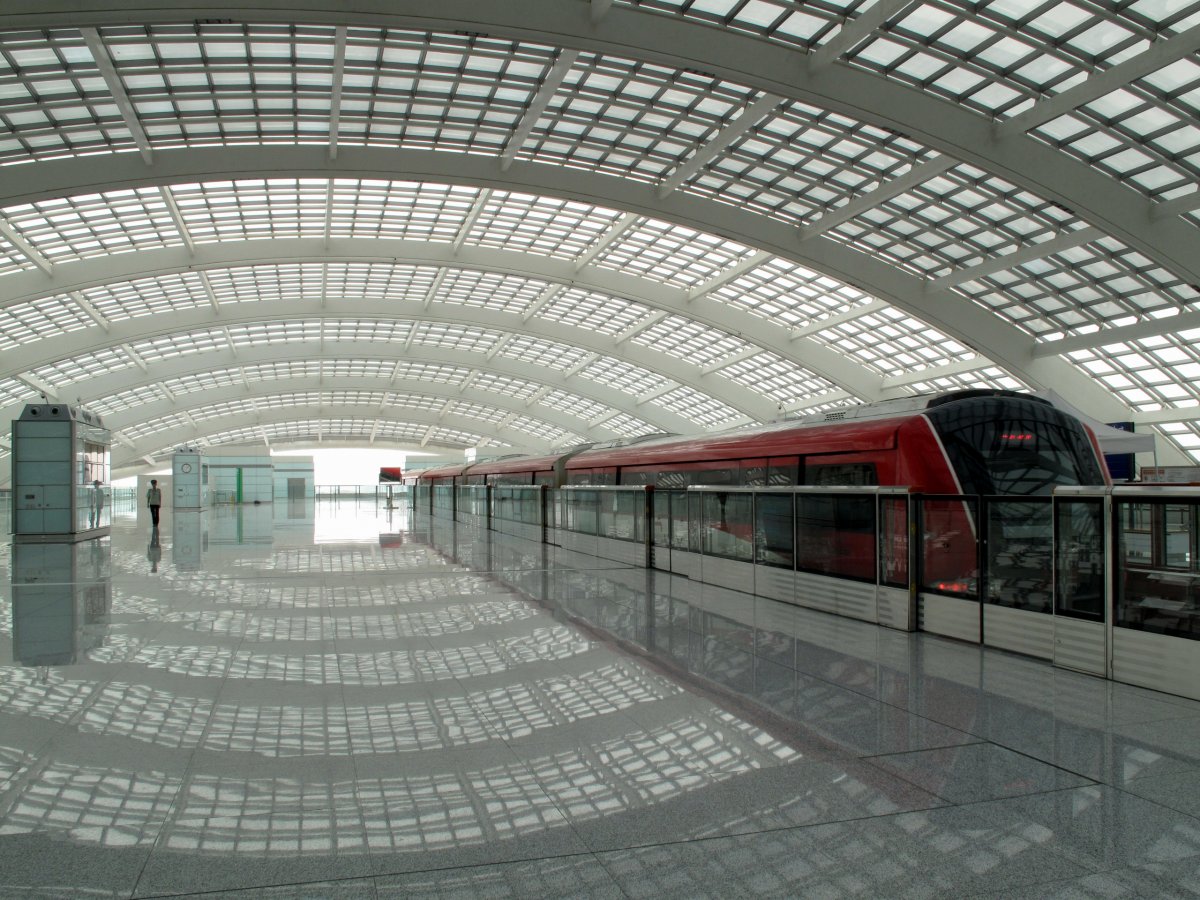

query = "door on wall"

[{"left": 287, "top": 478, "right": 305, "bottom": 501}]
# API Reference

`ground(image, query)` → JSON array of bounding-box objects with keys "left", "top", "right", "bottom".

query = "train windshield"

[{"left": 927, "top": 398, "right": 1105, "bottom": 495}]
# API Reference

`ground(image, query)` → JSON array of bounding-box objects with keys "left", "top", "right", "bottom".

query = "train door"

[{"left": 1051, "top": 488, "right": 1110, "bottom": 676}]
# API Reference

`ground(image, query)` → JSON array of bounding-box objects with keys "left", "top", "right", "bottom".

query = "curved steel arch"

[
  {"left": 0, "top": 152, "right": 1127, "bottom": 419},
  {"left": 97, "top": 382, "right": 622, "bottom": 448},
  {"left": 2, "top": 274, "right": 783, "bottom": 425},
  {"left": 6, "top": 343, "right": 702, "bottom": 435},
  {"left": 114, "top": 406, "right": 545, "bottom": 471}
]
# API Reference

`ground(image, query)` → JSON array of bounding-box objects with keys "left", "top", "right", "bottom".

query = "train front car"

[{"left": 904, "top": 391, "right": 1110, "bottom": 602}]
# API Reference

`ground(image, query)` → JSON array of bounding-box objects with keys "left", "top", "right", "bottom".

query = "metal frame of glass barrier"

[
  {"left": 558, "top": 486, "right": 651, "bottom": 567},
  {"left": 489, "top": 484, "right": 546, "bottom": 543}
]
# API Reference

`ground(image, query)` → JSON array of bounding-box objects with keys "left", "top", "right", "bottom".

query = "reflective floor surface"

[{"left": 3, "top": 499, "right": 1200, "bottom": 898}]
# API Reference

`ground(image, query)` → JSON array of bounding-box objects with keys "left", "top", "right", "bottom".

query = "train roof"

[{"left": 564, "top": 390, "right": 1050, "bottom": 470}]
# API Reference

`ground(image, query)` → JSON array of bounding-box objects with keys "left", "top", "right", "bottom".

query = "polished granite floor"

[{"left": 2, "top": 499, "right": 1200, "bottom": 898}]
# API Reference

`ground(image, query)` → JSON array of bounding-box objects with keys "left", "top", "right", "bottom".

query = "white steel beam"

[
  {"left": 71, "top": 291, "right": 110, "bottom": 331},
  {"left": 454, "top": 190, "right": 491, "bottom": 253},
  {"left": 501, "top": 50, "right": 579, "bottom": 171},
  {"left": 614, "top": 310, "right": 669, "bottom": 345},
  {"left": 329, "top": 25, "right": 348, "bottom": 160},
  {"left": 14, "top": 372, "right": 57, "bottom": 401},
  {"left": 522, "top": 283, "right": 563, "bottom": 321},
  {"left": 800, "top": 156, "right": 956, "bottom": 240},
  {"left": 0, "top": 217, "right": 53, "bottom": 276},
  {"left": 808, "top": 0, "right": 919, "bottom": 70},
  {"left": 1001, "top": 24, "right": 1200, "bottom": 135},
  {"left": 198, "top": 270, "right": 221, "bottom": 313},
  {"left": 929, "top": 227, "right": 1104, "bottom": 291},
  {"left": 575, "top": 213, "right": 638, "bottom": 272},
  {"left": 423, "top": 268, "right": 447, "bottom": 310},
  {"left": 687, "top": 251, "right": 772, "bottom": 301},
  {"left": 657, "top": 93, "right": 783, "bottom": 199},
  {"left": 80, "top": 27, "right": 153, "bottom": 164}
]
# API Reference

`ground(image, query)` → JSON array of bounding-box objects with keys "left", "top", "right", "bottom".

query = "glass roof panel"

[
  {"left": 0, "top": 377, "right": 36, "bottom": 407},
  {"left": 537, "top": 287, "right": 646, "bottom": 336},
  {"left": 0, "top": 294, "right": 92, "bottom": 350},
  {"left": 1068, "top": 330, "right": 1200, "bottom": 413},
  {"left": 716, "top": 351, "right": 839, "bottom": 407},
  {"left": 515, "top": 51, "right": 756, "bottom": 182},
  {"left": 809, "top": 306, "right": 978, "bottom": 377},
  {"left": 956, "top": 236, "right": 1198, "bottom": 339},
  {"left": 469, "top": 192, "right": 624, "bottom": 260},
  {"left": 2, "top": 187, "right": 182, "bottom": 262},
  {"left": 650, "top": 385, "right": 744, "bottom": 427},
  {"left": 707, "top": 257, "right": 876, "bottom": 328},
  {"left": 592, "top": 219, "right": 756, "bottom": 288}
]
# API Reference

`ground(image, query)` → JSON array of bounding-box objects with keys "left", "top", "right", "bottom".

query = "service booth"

[{"left": 11, "top": 403, "right": 111, "bottom": 541}]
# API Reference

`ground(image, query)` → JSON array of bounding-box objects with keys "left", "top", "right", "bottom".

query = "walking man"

[{"left": 147, "top": 478, "right": 162, "bottom": 527}]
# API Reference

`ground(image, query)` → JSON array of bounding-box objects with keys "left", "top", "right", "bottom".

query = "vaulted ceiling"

[{"left": 2, "top": 0, "right": 1199, "bottom": 481}]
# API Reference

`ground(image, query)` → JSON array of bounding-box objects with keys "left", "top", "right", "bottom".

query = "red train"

[{"left": 418, "top": 390, "right": 1108, "bottom": 495}]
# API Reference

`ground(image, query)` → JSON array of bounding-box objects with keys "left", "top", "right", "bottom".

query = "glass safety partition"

[{"left": 918, "top": 495, "right": 981, "bottom": 643}]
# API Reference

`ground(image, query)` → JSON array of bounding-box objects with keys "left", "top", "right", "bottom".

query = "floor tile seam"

[
  {"left": 952, "top": 736, "right": 1108, "bottom": 787},
  {"left": 1109, "top": 780, "right": 1200, "bottom": 825}
]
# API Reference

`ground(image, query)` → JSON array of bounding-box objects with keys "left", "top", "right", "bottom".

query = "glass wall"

[
  {"left": 880, "top": 495, "right": 909, "bottom": 589},
  {"left": 796, "top": 493, "right": 875, "bottom": 581},
  {"left": 1117, "top": 499, "right": 1200, "bottom": 638},
  {"left": 1055, "top": 498, "right": 1105, "bottom": 621},
  {"left": 919, "top": 497, "right": 979, "bottom": 598},
  {"left": 985, "top": 499, "right": 1053, "bottom": 613},
  {"left": 754, "top": 493, "right": 793, "bottom": 568}
]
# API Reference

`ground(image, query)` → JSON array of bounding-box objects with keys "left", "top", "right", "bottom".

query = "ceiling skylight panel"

[
  {"left": 433, "top": 425, "right": 487, "bottom": 446},
  {"left": 385, "top": 393, "right": 444, "bottom": 414},
  {"left": 321, "top": 262, "right": 435, "bottom": 302},
  {"left": 0, "top": 28, "right": 131, "bottom": 165},
  {"left": 0, "top": 377, "right": 37, "bottom": 407},
  {"left": 1069, "top": 339, "right": 1200, "bottom": 411},
  {"left": 389, "top": 362, "right": 470, "bottom": 384},
  {"left": 436, "top": 271, "right": 546, "bottom": 315},
  {"left": 321, "top": 320, "right": 412, "bottom": 343},
  {"left": 33, "top": 345, "right": 129, "bottom": 385},
  {"left": 329, "top": 180, "right": 477, "bottom": 242},
  {"left": 468, "top": 193, "right": 623, "bottom": 260},
  {"left": 0, "top": 232, "right": 35, "bottom": 277},
  {"left": 80, "top": 272, "right": 209, "bottom": 321},
  {"left": 696, "top": 102, "right": 934, "bottom": 225},
  {"left": 204, "top": 263, "right": 322, "bottom": 304},
  {"left": 537, "top": 288, "right": 645, "bottom": 335},
  {"left": 578, "top": 357, "right": 666, "bottom": 395},
  {"left": 903, "top": 366, "right": 1025, "bottom": 394},
  {"left": 592, "top": 219, "right": 754, "bottom": 288},
  {"left": 191, "top": 398, "right": 260, "bottom": 421},
  {"left": 133, "top": 328, "right": 225, "bottom": 362},
  {"left": 166, "top": 368, "right": 245, "bottom": 395},
  {"left": 810, "top": 307, "right": 973, "bottom": 376},
  {"left": 519, "top": 53, "right": 754, "bottom": 181},
  {"left": 717, "top": 352, "right": 836, "bottom": 405},
  {"left": 707, "top": 257, "right": 874, "bottom": 326},
  {"left": 169, "top": 179, "right": 328, "bottom": 243},
  {"left": 471, "top": 373, "right": 542, "bottom": 402},
  {"left": 500, "top": 335, "right": 587, "bottom": 371},
  {"left": 228, "top": 320, "right": 321, "bottom": 348},
  {"left": 406, "top": 322, "right": 494, "bottom": 354},
  {"left": 449, "top": 401, "right": 508, "bottom": 425},
  {"left": 541, "top": 390, "right": 610, "bottom": 422},
  {"left": 0, "top": 296, "right": 92, "bottom": 349},
  {"left": 599, "top": 411, "right": 658, "bottom": 437},
  {"left": 372, "top": 421, "right": 434, "bottom": 443},
  {"left": 3, "top": 188, "right": 181, "bottom": 262},
  {"left": 122, "top": 411, "right": 189, "bottom": 441},
  {"left": 632, "top": 316, "right": 748, "bottom": 367},
  {"left": 510, "top": 416, "right": 572, "bottom": 443},
  {"left": 651, "top": 386, "right": 743, "bottom": 427}
]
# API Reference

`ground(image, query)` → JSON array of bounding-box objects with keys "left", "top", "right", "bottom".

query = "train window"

[
  {"left": 533, "top": 472, "right": 556, "bottom": 486},
  {"left": 926, "top": 398, "right": 1105, "bottom": 495},
  {"left": 805, "top": 463, "right": 878, "bottom": 486},
  {"left": 657, "top": 471, "right": 689, "bottom": 489},
  {"left": 692, "top": 468, "right": 737, "bottom": 487},
  {"left": 755, "top": 493, "right": 794, "bottom": 568},
  {"left": 621, "top": 470, "right": 655, "bottom": 486},
  {"left": 767, "top": 458, "right": 799, "bottom": 486},
  {"left": 796, "top": 493, "right": 876, "bottom": 581}
]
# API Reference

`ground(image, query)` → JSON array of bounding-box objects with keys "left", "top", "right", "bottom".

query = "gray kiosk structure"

[
  {"left": 11, "top": 404, "right": 111, "bottom": 541},
  {"left": 173, "top": 450, "right": 208, "bottom": 509}
]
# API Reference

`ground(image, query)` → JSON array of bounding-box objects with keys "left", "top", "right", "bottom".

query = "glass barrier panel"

[
  {"left": 1117, "top": 499, "right": 1200, "bottom": 638},
  {"left": 598, "top": 492, "right": 616, "bottom": 537},
  {"left": 568, "top": 490, "right": 599, "bottom": 535},
  {"left": 920, "top": 497, "right": 979, "bottom": 598},
  {"left": 611, "top": 491, "right": 642, "bottom": 542},
  {"left": 880, "top": 496, "right": 908, "bottom": 588},
  {"left": 668, "top": 492, "right": 689, "bottom": 550},
  {"left": 986, "top": 499, "right": 1053, "bottom": 613},
  {"left": 701, "top": 492, "right": 753, "bottom": 561},
  {"left": 796, "top": 493, "right": 875, "bottom": 581},
  {"left": 754, "top": 493, "right": 793, "bottom": 568},
  {"left": 653, "top": 490, "right": 670, "bottom": 547},
  {"left": 1055, "top": 498, "right": 1105, "bottom": 621}
]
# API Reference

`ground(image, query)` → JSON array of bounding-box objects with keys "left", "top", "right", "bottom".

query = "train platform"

[{"left": 2, "top": 500, "right": 1200, "bottom": 898}]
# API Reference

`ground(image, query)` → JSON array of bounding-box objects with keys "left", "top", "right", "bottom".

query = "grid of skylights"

[{"left": 0, "top": 7, "right": 1196, "bottom": 464}]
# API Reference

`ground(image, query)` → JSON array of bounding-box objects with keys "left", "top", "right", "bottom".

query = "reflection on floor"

[{"left": 2, "top": 499, "right": 1200, "bottom": 898}]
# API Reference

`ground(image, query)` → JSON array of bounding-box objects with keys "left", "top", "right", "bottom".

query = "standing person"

[
  {"left": 147, "top": 478, "right": 162, "bottom": 527},
  {"left": 90, "top": 479, "right": 104, "bottom": 529}
]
